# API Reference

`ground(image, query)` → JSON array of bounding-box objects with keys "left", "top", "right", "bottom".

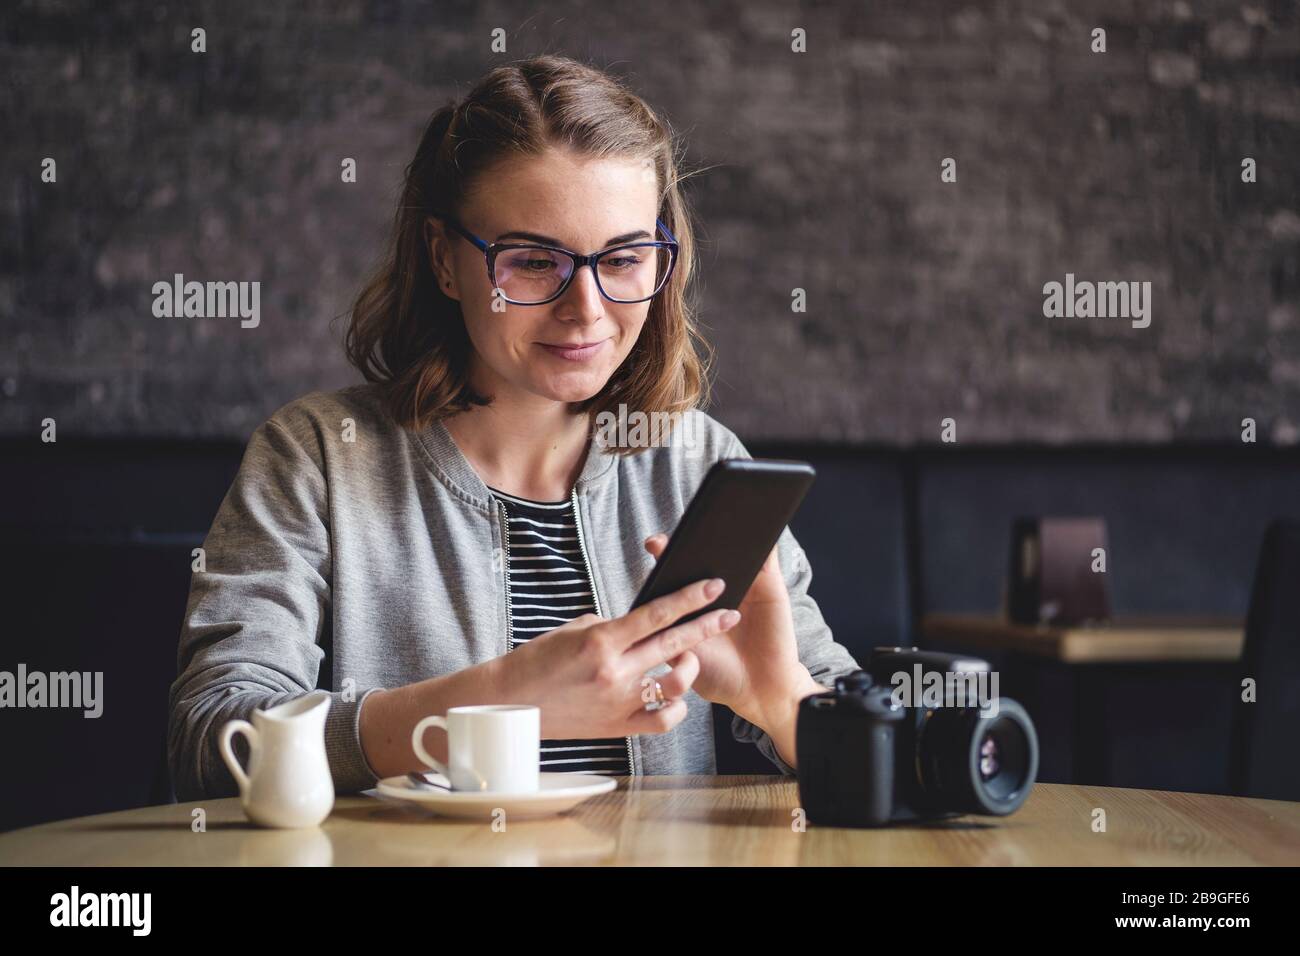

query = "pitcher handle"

[{"left": 219, "top": 719, "right": 258, "bottom": 795}]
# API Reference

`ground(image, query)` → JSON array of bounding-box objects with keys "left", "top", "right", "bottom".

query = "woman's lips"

[{"left": 537, "top": 339, "right": 609, "bottom": 361}]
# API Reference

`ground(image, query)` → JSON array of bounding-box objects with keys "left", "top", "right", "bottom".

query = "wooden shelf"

[{"left": 921, "top": 614, "right": 1245, "bottom": 663}]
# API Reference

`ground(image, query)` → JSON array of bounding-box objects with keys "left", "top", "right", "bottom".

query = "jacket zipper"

[
  {"left": 570, "top": 486, "right": 636, "bottom": 776},
  {"left": 498, "top": 499, "right": 514, "bottom": 653}
]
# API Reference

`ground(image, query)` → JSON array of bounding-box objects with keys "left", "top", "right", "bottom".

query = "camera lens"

[
  {"left": 917, "top": 698, "right": 1038, "bottom": 816},
  {"left": 978, "top": 735, "right": 1000, "bottom": 781}
]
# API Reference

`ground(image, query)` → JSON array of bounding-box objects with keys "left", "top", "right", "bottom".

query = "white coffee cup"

[{"left": 411, "top": 704, "right": 540, "bottom": 793}]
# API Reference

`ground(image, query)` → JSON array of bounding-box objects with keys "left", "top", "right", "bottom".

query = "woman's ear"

[{"left": 424, "top": 217, "right": 458, "bottom": 299}]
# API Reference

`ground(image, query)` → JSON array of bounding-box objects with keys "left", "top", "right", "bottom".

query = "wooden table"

[
  {"left": 921, "top": 614, "right": 1244, "bottom": 663},
  {"left": 2, "top": 776, "right": 1297, "bottom": 866}
]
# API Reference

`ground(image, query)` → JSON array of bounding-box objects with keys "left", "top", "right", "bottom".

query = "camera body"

[{"left": 796, "top": 647, "right": 1039, "bottom": 828}]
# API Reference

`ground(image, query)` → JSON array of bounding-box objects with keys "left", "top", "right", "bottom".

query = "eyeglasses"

[{"left": 440, "top": 216, "right": 680, "bottom": 306}]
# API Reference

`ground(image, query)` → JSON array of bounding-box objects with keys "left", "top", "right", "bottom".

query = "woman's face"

[{"left": 429, "top": 147, "right": 661, "bottom": 407}]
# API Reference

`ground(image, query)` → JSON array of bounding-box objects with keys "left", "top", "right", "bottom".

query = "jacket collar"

[{"left": 416, "top": 415, "right": 618, "bottom": 510}]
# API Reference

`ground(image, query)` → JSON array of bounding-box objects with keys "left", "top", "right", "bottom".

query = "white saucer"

[{"left": 373, "top": 772, "right": 618, "bottom": 820}]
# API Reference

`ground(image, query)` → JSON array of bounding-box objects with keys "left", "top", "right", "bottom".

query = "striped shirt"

[{"left": 488, "top": 484, "right": 632, "bottom": 776}]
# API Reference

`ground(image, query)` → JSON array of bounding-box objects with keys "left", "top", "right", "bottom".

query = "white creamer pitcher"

[{"left": 218, "top": 690, "right": 334, "bottom": 828}]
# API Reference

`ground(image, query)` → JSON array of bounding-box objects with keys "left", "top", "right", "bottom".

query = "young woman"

[{"left": 168, "top": 55, "right": 860, "bottom": 799}]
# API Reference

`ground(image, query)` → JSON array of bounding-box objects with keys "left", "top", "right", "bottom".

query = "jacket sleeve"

[
  {"left": 723, "top": 433, "right": 863, "bottom": 774},
  {"left": 167, "top": 416, "right": 383, "bottom": 800}
]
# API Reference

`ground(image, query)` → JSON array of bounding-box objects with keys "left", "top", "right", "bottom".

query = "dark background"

[
  {"left": 3, "top": 0, "right": 1298, "bottom": 441},
  {"left": 2, "top": 1, "right": 1299, "bottom": 833}
]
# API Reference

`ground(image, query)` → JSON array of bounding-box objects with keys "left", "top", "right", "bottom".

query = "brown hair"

[{"left": 344, "top": 54, "right": 713, "bottom": 452}]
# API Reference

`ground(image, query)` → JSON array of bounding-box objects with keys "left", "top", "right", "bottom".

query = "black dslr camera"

[{"left": 796, "top": 648, "right": 1039, "bottom": 827}]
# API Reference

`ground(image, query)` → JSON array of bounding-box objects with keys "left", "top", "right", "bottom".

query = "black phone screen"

[{"left": 630, "top": 458, "right": 816, "bottom": 625}]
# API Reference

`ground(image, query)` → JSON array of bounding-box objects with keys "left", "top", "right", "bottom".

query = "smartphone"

[{"left": 630, "top": 458, "right": 816, "bottom": 625}]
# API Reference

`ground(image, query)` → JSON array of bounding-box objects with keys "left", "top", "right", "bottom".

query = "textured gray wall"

[{"left": 2, "top": 0, "right": 1298, "bottom": 442}]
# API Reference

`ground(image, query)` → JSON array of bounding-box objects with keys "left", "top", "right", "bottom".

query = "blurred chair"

[
  {"left": 0, "top": 437, "right": 239, "bottom": 830},
  {"left": 0, "top": 530, "right": 195, "bottom": 830},
  {"left": 1230, "top": 519, "right": 1300, "bottom": 801}
]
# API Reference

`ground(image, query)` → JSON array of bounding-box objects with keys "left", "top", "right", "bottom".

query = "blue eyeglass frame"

[{"left": 440, "top": 216, "right": 680, "bottom": 306}]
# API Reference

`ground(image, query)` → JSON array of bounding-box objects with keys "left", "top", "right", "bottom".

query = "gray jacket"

[{"left": 167, "top": 383, "right": 862, "bottom": 799}]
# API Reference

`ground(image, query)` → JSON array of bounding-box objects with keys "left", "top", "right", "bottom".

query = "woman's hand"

[
  {"left": 493, "top": 576, "right": 741, "bottom": 740},
  {"left": 643, "top": 534, "right": 821, "bottom": 734}
]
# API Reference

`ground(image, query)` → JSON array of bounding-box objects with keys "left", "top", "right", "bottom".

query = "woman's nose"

[{"left": 557, "top": 264, "right": 606, "bottom": 317}]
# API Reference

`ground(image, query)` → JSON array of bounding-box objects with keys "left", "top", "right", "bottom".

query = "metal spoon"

[{"left": 406, "top": 771, "right": 453, "bottom": 791}]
